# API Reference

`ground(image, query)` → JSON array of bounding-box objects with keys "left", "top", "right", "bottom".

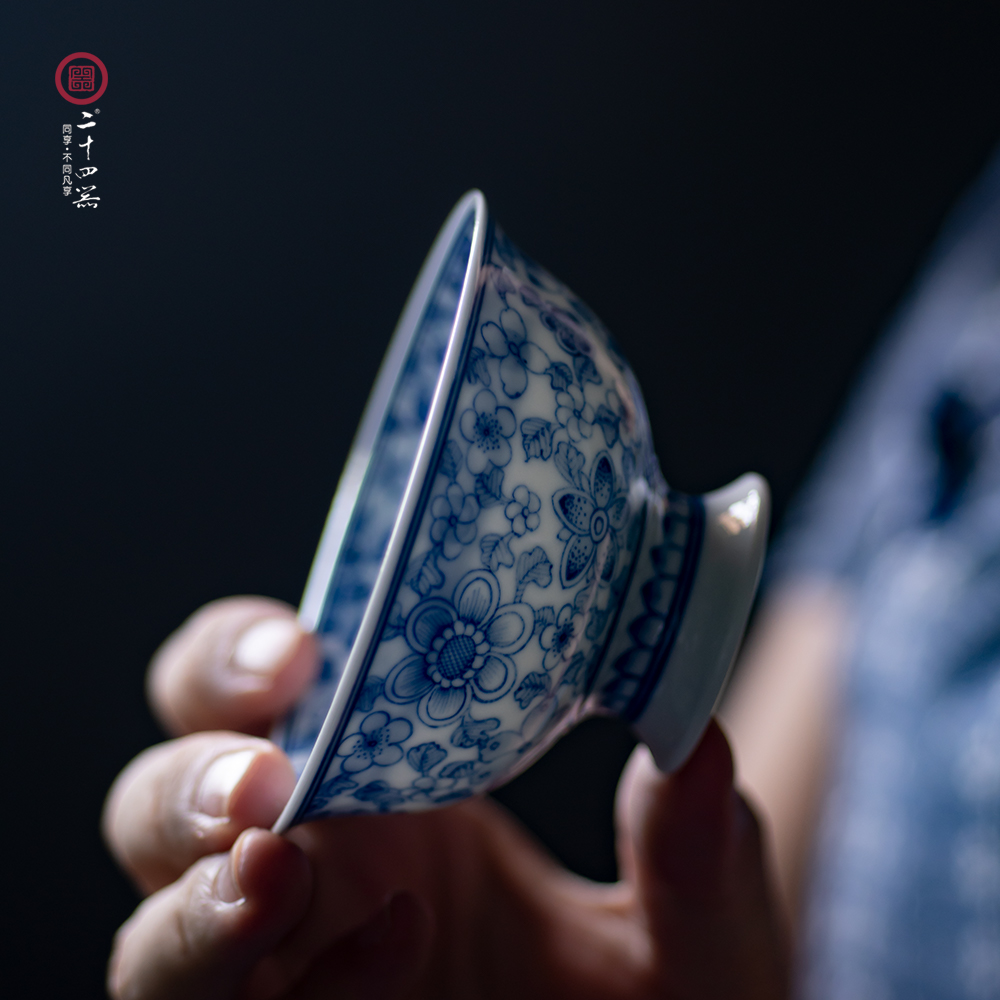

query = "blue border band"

[
  {"left": 621, "top": 492, "right": 705, "bottom": 722},
  {"left": 293, "top": 218, "right": 495, "bottom": 824}
]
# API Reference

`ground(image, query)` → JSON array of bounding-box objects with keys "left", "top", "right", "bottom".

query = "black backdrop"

[{"left": 6, "top": 2, "right": 1000, "bottom": 996}]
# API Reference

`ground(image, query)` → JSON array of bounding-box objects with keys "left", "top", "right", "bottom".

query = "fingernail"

[
  {"left": 214, "top": 843, "right": 244, "bottom": 904},
  {"left": 196, "top": 749, "right": 256, "bottom": 817},
  {"left": 232, "top": 618, "right": 301, "bottom": 676}
]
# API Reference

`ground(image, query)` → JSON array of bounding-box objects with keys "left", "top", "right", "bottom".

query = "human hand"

[{"left": 103, "top": 596, "right": 789, "bottom": 1000}]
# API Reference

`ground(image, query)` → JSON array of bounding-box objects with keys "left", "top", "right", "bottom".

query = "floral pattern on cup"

[
  {"left": 460, "top": 389, "right": 516, "bottom": 473},
  {"left": 552, "top": 451, "right": 629, "bottom": 588},
  {"left": 383, "top": 570, "right": 534, "bottom": 726},
  {"left": 555, "top": 384, "right": 595, "bottom": 442},
  {"left": 539, "top": 603, "right": 585, "bottom": 671},
  {"left": 505, "top": 485, "right": 541, "bottom": 536},
  {"left": 479, "top": 307, "right": 557, "bottom": 399},
  {"left": 336, "top": 711, "right": 413, "bottom": 772},
  {"left": 430, "top": 484, "right": 480, "bottom": 560}
]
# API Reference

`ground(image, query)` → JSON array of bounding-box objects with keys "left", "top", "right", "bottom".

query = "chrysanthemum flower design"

[
  {"left": 430, "top": 483, "right": 480, "bottom": 559},
  {"left": 460, "top": 389, "right": 516, "bottom": 473},
  {"left": 552, "top": 451, "right": 629, "bottom": 588},
  {"left": 505, "top": 485, "right": 541, "bottom": 536},
  {"left": 336, "top": 711, "right": 413, "bottom": 773},
  {"left": 384, "top": 570, "right": 534, "bottom": 726}
]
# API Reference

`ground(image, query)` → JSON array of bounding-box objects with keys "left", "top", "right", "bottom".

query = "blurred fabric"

[{"left": 771, "top": 149, "right": 1000, "bottom": 998}]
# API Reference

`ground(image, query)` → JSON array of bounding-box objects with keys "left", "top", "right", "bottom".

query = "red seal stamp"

[{"left": 55, "top": 53, "right": 108, "bottom": 105}]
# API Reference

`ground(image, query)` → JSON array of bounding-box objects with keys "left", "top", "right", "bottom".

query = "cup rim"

[{"left": 275, "top": 190, "right": 488, "bottom": 830}]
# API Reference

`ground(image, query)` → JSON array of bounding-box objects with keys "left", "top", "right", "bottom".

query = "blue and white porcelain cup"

[{"left": 272, "top": 191, "right": 768, "bottom": 830}]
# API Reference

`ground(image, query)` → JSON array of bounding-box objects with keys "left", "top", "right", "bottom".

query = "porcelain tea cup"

[{"left": 272, "top": 190, "right": 768, "bottom": 830}]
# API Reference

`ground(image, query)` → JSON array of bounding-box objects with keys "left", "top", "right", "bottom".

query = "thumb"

[{"left": 617, "top": 720, "right": 790, "bottom": 1000}]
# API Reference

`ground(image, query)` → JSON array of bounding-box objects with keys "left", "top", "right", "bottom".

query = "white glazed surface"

[{"left": 631, "top": 474, "right": 770, "bottom": 771}]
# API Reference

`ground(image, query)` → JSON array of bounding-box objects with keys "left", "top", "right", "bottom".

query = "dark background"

[{"left": 5, "top": 1, "right": 1000, "bottom": 995}]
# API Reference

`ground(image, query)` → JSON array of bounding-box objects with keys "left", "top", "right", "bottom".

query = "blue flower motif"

[
  {"left": 554, "top": 384, "right": 595, "bottom": 442},
  {"left": 480, "top": 308, "right": 553, "bottom": 398},
  {"left": 519, "top": 286, "right": 599, "bottom": 371},
  {"left": 505, "top": 485, "right": 541, "bottom": 536},
  {"left": 336, "top": 711, "right": 413, "bottom": 773},
  {"left": 430, "top": 483, "right": 480, "bottom": 559},
  {"left": 460, "top": 389, "right": 516, "bottom": 473},
  {"left": 552, "top": 451, "right": 629, "bottom": 588},
  {"left": 384, "top": 570, "right": 534, "bottom": 726},
  {"left": 539, "top": 603, "right": 585, "bottom": 670}
]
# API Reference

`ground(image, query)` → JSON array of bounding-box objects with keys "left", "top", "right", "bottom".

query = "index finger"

[{"left": 148, "top": 597, "right": 319, "bottom": 737}]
